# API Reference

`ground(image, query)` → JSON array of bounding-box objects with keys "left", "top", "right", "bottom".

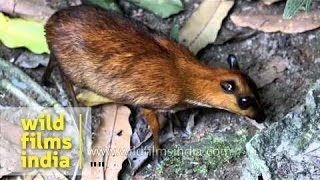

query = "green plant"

[
  {"left": 283, "top": 0, "right": 312, "bottom": 19},
  {"left": 157, "top": 132, "right": 249, "bottom": 177}
]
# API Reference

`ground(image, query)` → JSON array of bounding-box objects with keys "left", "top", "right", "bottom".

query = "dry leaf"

[
  {"left": 0, "top": 120, "right": 25, "bottom": 178},
  {"left": 81, "top": 104, "right": 131, "bottom": 180},
  {"left": 0, "top": 136, "right": 27, "bottom": 178},
  {"left": 39, "top": 169, "right": 68, "bottom": 180},
  {"left": 0, "top": 120, "right": 71, "bottom": 179},
  {"left": 0, "top": 0, "right": 56, "bottom": 24},
  {"left": 0, "top": 119, "right": 24, "bottom": 145},
  {"left": 22, "top": 170, "right": 40, "bottom": 180},
  {"left": 179, "top": 0, "right": 234, "bottom": 54},
  {"left": 263, "top": 0, "right": 283, "bottom": 5},
  {"left": 231, "top": 9, "right": 320, "bottom": 33},
  {"left": 76, "top": 90, "right": 114, "bottom": 107},
  {"left": 33, "top": 174, "right": 45, "bottom": 180}
]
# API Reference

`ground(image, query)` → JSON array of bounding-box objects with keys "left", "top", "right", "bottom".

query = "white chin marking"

[{"left": 185, "top": 99, "right": 212, "bottom": 108}]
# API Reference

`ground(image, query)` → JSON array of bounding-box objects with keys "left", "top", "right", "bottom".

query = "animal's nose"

[{"left": 252, "top": 110, "right": 265, "bottom": 123}]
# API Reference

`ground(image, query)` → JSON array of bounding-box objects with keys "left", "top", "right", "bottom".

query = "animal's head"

[{"left": 199, "top": 55, "right": 265, "bottom": 123}]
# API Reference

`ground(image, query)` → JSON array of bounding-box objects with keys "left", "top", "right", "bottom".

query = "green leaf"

[
  {"left": 0, "top": 13, "right": 49, "bottom": 54},
  {"left": 305, "top": 0, "right": 312, "bottom": 12},
  {"left": 283, "top": 0, "right": 306, "bottom": 19},
  {"left": 170, "top": 24, "right": 180, "bottom": 42},
  {"left": 83, "top": 0, "right": 121, "bottom": 12},
  {"left": 129, "top": 0, "right": 183, "bottom": 18}
]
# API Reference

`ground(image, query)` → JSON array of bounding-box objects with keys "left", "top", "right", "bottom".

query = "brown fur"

[{"left": 45, "top": 5, "right": 261, "bottom": 119}]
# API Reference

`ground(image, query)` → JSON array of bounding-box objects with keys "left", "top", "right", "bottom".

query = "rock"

[
  {"left": 242, "top": 80, "right": 320, "bottom": 179},
  {"left": 15, "top": 51, "right": 49, "bottom": 69},
  {"left": 242, "top": 80, "right": 320, "bottom": 180},
  {"left": 253, "top": 56, "right": 288, "bottom": 88}
]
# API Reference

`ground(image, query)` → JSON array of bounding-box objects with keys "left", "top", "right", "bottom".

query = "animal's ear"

[{"left": 227, "top": 54, "right": 240, "bottom": 70}]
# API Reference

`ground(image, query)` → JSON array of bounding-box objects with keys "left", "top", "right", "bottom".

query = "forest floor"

[{"left": 1, "top": 0, "right": 320, "bottom": 179}]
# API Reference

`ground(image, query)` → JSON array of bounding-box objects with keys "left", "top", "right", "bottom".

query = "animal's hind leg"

[
  {"left": 143, "top": 108, "right": 161, "bottom": 163},
  {"left": 42, "top": 54, "right": 78, "bottom": 106},
  {"left": 62, "top": 74, "right": 79, "bottom": 107},
  {"left": 42, "top": 54, "right": 57, "bottom": 86}
]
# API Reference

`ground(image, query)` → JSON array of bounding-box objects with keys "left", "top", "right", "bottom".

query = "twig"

[
  {"left": 71, "top": 159, "right": 80, "bottom": 180},
  {"left": 51, "top": 73, "right": 71, "bottom": 106},
  {"left": 0, "top": 57, "right": 80, "bottom": 148},
  {"left": 0, "top": 57, "right": 77, "bottom": 129},
  {"left": 0, "top": 79, "right": 42, "bottom": 109},
  {"left": 0, "top": 58, "right": 84, "bottom": 174},
  {"left": 0, "top": 58, "right": 60, "bottom": 107}
]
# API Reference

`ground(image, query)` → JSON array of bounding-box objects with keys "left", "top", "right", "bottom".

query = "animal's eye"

[
  {"left": 238, "top": 96, "right": 252, "bottom": 110},
  {"left": 220, "top": 80, "right": 236, "bottom": 93}
]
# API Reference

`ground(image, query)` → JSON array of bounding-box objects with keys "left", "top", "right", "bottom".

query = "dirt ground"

[{"left": 1, "top": 0, "right": 320, "bottom": 179}]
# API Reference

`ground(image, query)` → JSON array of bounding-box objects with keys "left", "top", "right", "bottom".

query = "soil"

[{"left": 0, "top": 0, "right": 320, "bottom": 179}]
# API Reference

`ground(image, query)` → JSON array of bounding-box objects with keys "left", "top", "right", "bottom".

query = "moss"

[
  {"left": 292, "top": 132, "right": 312, "bottom": 150},
  {"left": 157, "top": 130, "right": 249, "bottom": 178}
]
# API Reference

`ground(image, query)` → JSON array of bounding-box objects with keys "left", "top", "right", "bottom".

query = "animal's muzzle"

[{"left": 252, "top": 110, "right": 266, "bottom": 123}]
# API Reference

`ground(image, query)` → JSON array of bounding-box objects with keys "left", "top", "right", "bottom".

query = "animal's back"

[{"left": 45, "top": 6, "right": 184, "bottom": 109}]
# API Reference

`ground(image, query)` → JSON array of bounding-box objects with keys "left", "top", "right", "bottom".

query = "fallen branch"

[
  {"left": 0, "top": 57, "right": 77, "bottom": 129},
  {"left": 0, "top": 57, "right": 81, "bottom": 147},
  {"left": 0, "top": 57, "right": 82, "bottom": 176},
  {"left": 0, "top": 79, "right": 42, "bottom": 109}
]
